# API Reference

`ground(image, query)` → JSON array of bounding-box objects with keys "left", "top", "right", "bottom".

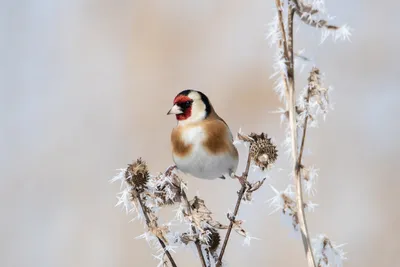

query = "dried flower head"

[
  {"left": 298, "top": 67, "right": 331, "bottom": 121},
  {"left": 204, "top": 227, "right": 220, "bottom": 253},
  {"left": 125, "top": 158, "right": 149, "bottom": 188},
  {"left": 151, "top": 169, "right": 182, "bottom": 206},
  {"left": 246, "top": 133, "right": 278, "bottom": 170}
]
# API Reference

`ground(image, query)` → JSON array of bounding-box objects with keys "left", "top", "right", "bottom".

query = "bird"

[{"left": 167, "top": 89, "right": 239, "bottom": 181}]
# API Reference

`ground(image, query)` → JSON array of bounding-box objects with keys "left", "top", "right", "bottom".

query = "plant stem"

[
  {"left": 286, "top": 1, "right": 316, "bottom": 266},
  {"left": 298, "top": 90, "right": 311, "bottom": 163},
  {"left": 275, "top": 0, "right": 290, "bottom": 72},
  {"left": 216, "top": 150, "right": 252, "bottom": 267},
  {"left": 134, "top": 189, "right": 178, "bottom": 267},
  {"left": 181, "top": 191, "right": 208, "bottom": 267}
]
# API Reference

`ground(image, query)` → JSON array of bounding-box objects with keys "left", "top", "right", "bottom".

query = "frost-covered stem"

[
  {"left": 194, "top": 239, "right": 207, "bottom": 267},
  {"left": 275, "top": 0, "right": 291, "bottom": 100},
  {"left": 286, "top": 2, "right": 316, "bottom": 266},
  {"left": 298, "top": 91, "right": 311, "bottom": 163},
  {"left": 216, "top": 150, "right": 252, "bottom": 267},
  {"left": 205, "top": 248, "right": 212, "bottom": 266},
  {"left": 181, "top": 191, "right": 208, "bottom": 267},
  {"left": 275, "top": 0, "right": 290, "bottom": 70},
  {"left": 133, "top": 189, "right": 178, "bottom": 267},
  {"left": 288, "top": 4, "right": 295, "bottom": 71}
]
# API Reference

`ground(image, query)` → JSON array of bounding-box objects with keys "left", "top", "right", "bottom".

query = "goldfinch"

[{"left": 167, "top": 90, "right": 239, "bottom": 180}]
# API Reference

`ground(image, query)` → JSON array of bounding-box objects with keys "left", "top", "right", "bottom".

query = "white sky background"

[{"left": 1, "top": 0, "right": 399, "bottom": 266}]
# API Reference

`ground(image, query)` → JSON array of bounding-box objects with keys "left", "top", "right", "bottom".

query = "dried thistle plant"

[
  {"left": 114, "top": 159, "right": 177, "bottom": 267},
  {"left": 112, "top": 131, "right": 276, "bottom": 267},
  {"left": 268, "top": 0, "right": 349, "bottom": 266}
]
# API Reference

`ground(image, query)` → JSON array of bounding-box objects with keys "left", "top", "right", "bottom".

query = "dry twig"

[
  {"left": 133, "top": 188, "right": 178, "bottom": 267},
  {"left": 216, "top": 149, "right": 252, "bottom": 267}
]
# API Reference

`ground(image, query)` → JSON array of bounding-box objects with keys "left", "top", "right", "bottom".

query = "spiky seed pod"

[
  {"left": 125, "top": 158, "right": 149, "bottom": 188},
  {"left": 248, "top": 132, "right": 278, "bottom": 170},
  {"left": 204, "top": 228, "right": 220, "bottom": 253}
]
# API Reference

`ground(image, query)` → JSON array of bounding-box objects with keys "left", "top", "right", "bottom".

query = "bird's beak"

[{"left": 167, "top": 104, "right": 183, "bottom": 115}]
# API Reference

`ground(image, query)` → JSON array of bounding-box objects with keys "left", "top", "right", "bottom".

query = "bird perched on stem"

[{"left": 167, "top": 90, "right": 240, "bottom": 182}]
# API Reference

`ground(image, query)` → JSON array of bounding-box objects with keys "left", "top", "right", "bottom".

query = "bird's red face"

[
  {"left": 168, "top": 90, "right": 210, "bottom": 123},
  {"left": 167, "top": 94, "right": 193, "bottom": 121}
]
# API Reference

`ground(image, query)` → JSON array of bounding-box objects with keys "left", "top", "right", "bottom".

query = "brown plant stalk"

[
  {"left": 216, "top": 149, "right": 252, "bottom": 267},
  {"left": 274, "top": 0, "right": 317, "bottom": 266},
  {"left": 298, "top": 82, "right": 312, "bottom": 165},
  {"left": 132, "top": 189, "right": 178, "bottom": 267}
]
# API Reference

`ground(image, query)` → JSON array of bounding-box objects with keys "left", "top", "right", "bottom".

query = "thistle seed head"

[
  {"left": 125, "top": 158, "right": 149, "bottom": 188},
  {"left": 204, "top": 227, "right": 220, "bottom": 253},
  {"left": 248, "top": 132, "right": 278, "bottom": 170}
]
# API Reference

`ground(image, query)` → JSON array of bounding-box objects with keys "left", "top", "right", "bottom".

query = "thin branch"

[
  {"left": 181, "top": 191, "right": 208, "bottom": 267},
  {"left": 195, "top": 240, "right": 207, "bottom": 267},
  {"left": 288, "top": 3, "right": 295, "bottom": 79},
  {"left": 275, "top": 0, "right": 291, "bottom": 101},
  {"left": 298, "top": 90, "right": 311, "bottom": 163},
  {"left": 275, "top": 0, "right": 290, "bottom": 67},
  {"left": 205, "top": 248, "right": 212, "bottom": 267},
  {"left": 216, "top": 149, "right": 252, "bottom": 267},
  {"left": 292, "top": 0, "right": 318, "bottom": 14},
  {"left": 134, "top": 189, "right": 178, "bottom": 267},
  {"left": 287, "top": 1, "right": 316, "bottom": 266}
]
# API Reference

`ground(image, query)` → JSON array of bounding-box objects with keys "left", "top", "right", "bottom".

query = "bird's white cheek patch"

[{"left": 182, "top": 126, "right": 205, "bottom": 145}]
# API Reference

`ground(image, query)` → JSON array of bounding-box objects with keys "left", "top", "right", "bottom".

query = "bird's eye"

[{"left": 182, "top": 100, "right": 192, "bottom": 108}]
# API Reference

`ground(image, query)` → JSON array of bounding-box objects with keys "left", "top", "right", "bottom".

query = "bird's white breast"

[
  {"left": 173, "top": 125, "right": 237, "bottom": 179},
  {"left": 182, "top": 126, "right": 205, "bottom": 144}
]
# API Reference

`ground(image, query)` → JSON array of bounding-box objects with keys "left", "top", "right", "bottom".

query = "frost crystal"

[
  {"left": 302, "top": 166, "right": 319, "bottom": 196},
  {"left": 311, "top": 0, "right": 326, "bottom": 13},
  {"left": 312, "top": 234, "right": 347, "bottom": 266},
  {"left": 267, "top": 185, "right": 299, "bottom": 230},
  {"left": 266, "top": 15, "right": 280, "bottom": 47},
  {"left": 242, "top": 233, "right": 261, "bottom": 247},
  {"left": 320, "top": 24, "right": 352, "bottom": 44},
  {"left": 115, "top": 186, "right": 134, "bottom": 213}
]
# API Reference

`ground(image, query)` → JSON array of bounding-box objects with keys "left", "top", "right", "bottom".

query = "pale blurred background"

[{"left": 1, "top": 0, "right": 399, "bottom": 266}]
